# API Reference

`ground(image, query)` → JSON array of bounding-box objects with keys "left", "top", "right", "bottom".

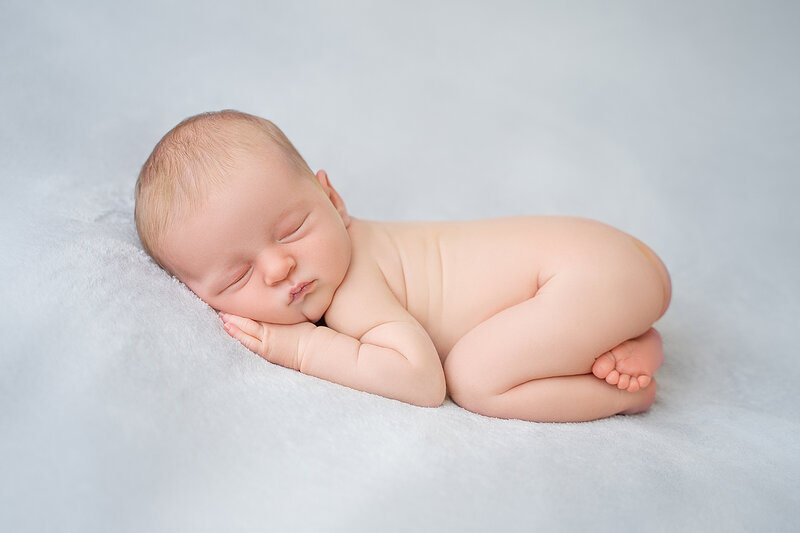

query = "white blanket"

[{"left": 2, "top": 1, "right": 798, "bottom": 531}]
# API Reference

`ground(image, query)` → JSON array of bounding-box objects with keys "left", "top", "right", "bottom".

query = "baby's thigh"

[{"left": 443, "top": 238, "right": 666, "bottom": 400}]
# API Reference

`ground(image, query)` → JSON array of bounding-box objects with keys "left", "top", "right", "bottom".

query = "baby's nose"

[{"left": 260, "top": 252, "right": 295, "bottom": 285}]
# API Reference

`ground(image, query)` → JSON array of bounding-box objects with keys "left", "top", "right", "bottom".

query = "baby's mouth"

[{"left": 289, "top": 280, "right": 316, "bottom": 304}]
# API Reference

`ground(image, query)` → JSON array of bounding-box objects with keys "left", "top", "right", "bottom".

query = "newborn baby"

[{"left": 135, "top": 110, "right": 671, "bottom": 423}]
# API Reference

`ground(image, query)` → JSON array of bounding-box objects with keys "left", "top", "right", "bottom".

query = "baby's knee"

[{"left": 444, "top": 352, "right": 502, "bottom": 417}]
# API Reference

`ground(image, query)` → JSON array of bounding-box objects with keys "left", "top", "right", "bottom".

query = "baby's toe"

[
  {"left": 617, "top": 374, "right": 630, "bottom": 390},
  {"left": 637, "top": 375, "right": 652, "bottom": 389},
  {"left": 605, "top": 370, "right": 620, "bottom": 386},
  {"left": 592, "top": 352, "right": 616, "bottom": 379},
  {"left": 627, "top": 378, "right": 640, "bottom": 393}
]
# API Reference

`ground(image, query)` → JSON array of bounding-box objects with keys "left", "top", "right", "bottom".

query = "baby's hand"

[{"left": 219, "top": 312, "right": 317, "bottom": 371}]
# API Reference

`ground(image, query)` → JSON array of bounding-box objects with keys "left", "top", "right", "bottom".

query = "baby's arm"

[{"left": 220, "top": 267, "right": 446, "bottom": 407}]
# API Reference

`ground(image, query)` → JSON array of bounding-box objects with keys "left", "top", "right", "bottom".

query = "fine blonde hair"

[{"left": 134, "top": 110, "right": 313, "bottom": 271}]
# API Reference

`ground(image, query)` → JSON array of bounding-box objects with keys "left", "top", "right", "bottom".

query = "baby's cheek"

[{"left": 207, "top": 296, "right": 248, "bottom": 322}]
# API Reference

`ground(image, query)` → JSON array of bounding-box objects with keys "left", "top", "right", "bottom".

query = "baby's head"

[{"left": 135, "top": 110, "right": 352, "bottom": 324}]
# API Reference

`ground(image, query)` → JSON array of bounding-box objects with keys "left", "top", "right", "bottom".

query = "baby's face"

[{"left": 160, "top": 147, "right": 352, "bottom": 324}]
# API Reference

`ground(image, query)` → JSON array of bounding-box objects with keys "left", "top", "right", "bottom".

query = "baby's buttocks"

[
  {"left": 523, "top": 217, "right": 672, "bottom": 326},
  {"left": 629, "top": 237, "right": 672, "bottom": 317}
]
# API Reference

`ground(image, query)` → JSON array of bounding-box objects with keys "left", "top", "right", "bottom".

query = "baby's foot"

[
  {"left": 592, "top": 328, "right": 664, "bottom": 392},
  {"left": 620, "top": 378, "right": 658, "bottom": 415}
]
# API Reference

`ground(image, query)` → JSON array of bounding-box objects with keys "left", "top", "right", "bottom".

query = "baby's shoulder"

[
  {"left": 324, "top": 219, "right": 435, "bottom": 336},
  {"left": 323, "top": 224, "right": 399, "bottom": 336}
]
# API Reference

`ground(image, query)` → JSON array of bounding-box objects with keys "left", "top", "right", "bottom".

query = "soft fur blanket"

[{"left": 2, "top": 1, "right": 798, "bottom": 531}]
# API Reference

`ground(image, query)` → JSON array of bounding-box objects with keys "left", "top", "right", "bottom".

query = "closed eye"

[
  {"left": 279, "top": 214, "right": 309, "bottom": 241},
  {"left": 224, "top": 267, "right": 251, "bottom": 291}
]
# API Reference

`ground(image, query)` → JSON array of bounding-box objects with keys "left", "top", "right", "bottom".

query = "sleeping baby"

[{"left": 134, "top": 110, "right": 671, "bottom": 423}]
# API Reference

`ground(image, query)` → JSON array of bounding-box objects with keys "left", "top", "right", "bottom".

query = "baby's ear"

[{"left": 315, "top": 170, "right": 351, "bottom": 227}]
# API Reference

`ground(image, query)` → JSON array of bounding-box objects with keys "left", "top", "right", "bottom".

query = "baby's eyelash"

[{"left": 229, "top": 268, "right": 250, "bottom": 288}]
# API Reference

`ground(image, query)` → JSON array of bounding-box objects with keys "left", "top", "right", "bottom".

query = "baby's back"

[{"left": 349, "top": 215, "right": 643, "bottom": 357}]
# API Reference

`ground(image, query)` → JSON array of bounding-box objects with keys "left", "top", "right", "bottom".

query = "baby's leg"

[
  {"left": 444, "top": 239, "right": 668, "bottom": 422},
  {"left": 488, "top": 375, "right": 658, "bottom": 423}
]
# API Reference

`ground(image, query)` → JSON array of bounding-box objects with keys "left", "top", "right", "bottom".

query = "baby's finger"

[
  {"left": 223, "top": 321, "right": 264, "bottom": 354},
  {"left": 220, "top": 312, "right": 263, "bottom": 339}
]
